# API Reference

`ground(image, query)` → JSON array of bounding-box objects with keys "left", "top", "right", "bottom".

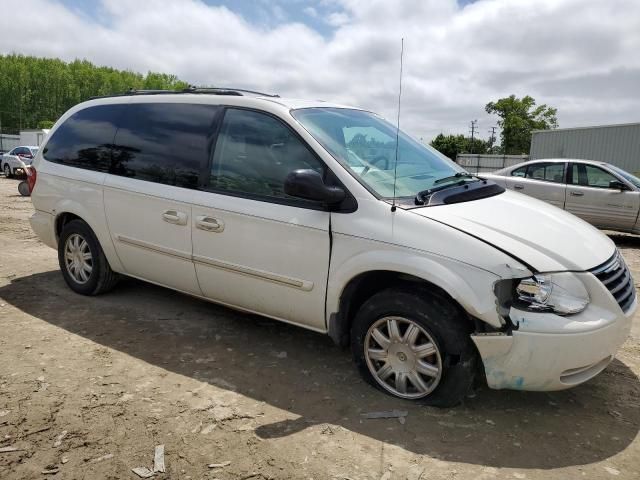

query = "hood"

[{"left": 410, "top": 189, "right": 615, "bottom": 272}]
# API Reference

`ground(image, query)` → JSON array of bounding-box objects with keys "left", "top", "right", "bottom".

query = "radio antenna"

[{"left": 391, "top": 38, "right": 404, "bottom": 212}]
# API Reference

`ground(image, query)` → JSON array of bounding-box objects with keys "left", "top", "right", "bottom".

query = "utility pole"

[
  {"left": 469, "top": 120, "right": 478, "bottom": 154},
  {"left": 488, "top": 126, "right": 497, "bottom": 151}
]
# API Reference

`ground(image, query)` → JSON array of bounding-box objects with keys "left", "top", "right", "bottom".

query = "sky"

[{"left": 1, "top": 0, "right": 639, "bottom": 142}]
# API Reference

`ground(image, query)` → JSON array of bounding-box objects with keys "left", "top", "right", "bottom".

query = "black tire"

[
  {"left": 3, "top": 163, "right": 12, "bottom": 178},
  {"left": 58, "top": 219, "right": 119, "bottom": 295},
  {"left": 351, "top": 287, "right": 477, "bottom": 407},
  {"left": 18, "top": 181, "right": 30, "bottom": 196}
]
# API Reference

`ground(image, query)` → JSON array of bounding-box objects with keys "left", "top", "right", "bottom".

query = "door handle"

[
  {"left": 162, "top": 210, "right": 188, "bottom": 225},
  {"left": 513, "top": 184, "right": 524, "bottom": 190},
  {"left": 196, "top": 215, "right": 225, "bottom": 232},
  {"left": 570, "top": 191, "right": 584, "bottom": 197}
]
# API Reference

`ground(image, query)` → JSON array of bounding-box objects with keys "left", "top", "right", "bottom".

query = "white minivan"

[{"left": 28, "top": 88, "right": 635, "bottom": 406}]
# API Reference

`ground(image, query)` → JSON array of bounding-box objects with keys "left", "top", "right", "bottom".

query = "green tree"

[
  {"left": 0, "top": 54, "right": 189, "bottom": 134},
  {"left": 485, "top": 95, "right": 558, "bottom": 155},
  {"left": 37, "top": 120, "right": 55, "bottom": 129},
  {"left": 430, "top": 133, "right": 488, "bottom": 160}
]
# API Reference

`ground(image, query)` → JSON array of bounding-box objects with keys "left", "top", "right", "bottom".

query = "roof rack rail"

[
  {"left": 182, "top": 86, "right": 280, "bottom": 97},
  {"left": 89, "top": 86, "right": 279, "bottom": 100}
]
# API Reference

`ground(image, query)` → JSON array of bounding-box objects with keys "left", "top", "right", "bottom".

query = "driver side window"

[
  {"left": 209, "top": 109, "right": 325, "bottom": 200},
  {"left": 572, "top": 164, "right": 619, "bottom": 188}
]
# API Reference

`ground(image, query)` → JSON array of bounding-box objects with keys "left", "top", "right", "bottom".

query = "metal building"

[{"left": 530, "top": 122, "right": 640, "bottom": 174}]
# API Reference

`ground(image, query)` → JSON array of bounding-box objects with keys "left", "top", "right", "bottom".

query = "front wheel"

[
  {"left": 3, "top": 163, "right": 12, "bottom": 178},
  {"left": 351, "top": 287, "right": 477, "bottom": 407}
]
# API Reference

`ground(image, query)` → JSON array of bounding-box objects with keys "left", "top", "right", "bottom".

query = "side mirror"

[
  {"left": 284, "top": 169, "right": 346, "bottom": 204},
  {"left": 609, "top": 180, "right": 628, "bottom": 191}
]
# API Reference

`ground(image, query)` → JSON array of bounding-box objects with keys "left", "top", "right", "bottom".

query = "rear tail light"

[{"left": 26, "top": 166, "right": 37, "bottom": 193}]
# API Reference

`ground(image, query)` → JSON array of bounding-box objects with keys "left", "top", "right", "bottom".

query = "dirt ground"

[{"left": 0, "top": 176, "right": 639, "bottom": 480}]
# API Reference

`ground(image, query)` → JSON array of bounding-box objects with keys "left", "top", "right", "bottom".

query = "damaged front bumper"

[{"left": 472, "top": 271, "right": 635, "bottom": 391}]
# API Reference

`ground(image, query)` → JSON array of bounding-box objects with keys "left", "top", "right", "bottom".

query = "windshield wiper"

[
  {"left": 414, "top": 173, "right": 477, "bottom": 205},
  {"left": 433, "top": 172, "right": 475, "bottom": 184}
]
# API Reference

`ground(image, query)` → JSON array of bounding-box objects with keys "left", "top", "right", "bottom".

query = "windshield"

[
  {"left": 608, "top": 164, "right": 640, "bottom": 189},
  {"left": 291, "top": 108, "right": 467, "bottom": 198}
]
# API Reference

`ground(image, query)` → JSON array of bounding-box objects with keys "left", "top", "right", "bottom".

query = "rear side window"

[
  {"left": 511, "top": 166, "right": 527, "bottom": 177},
  {"left": 113, "top": 103, "right": 220, "bottom": 189},
  {"left": 208, "top": 108, "right": 324, "bottom": 200},
  {"left": 43, "top": 105, "right": 126, "bottom": 172},
  {"left": 525, "top": 162, "right": 565, "bottom": 183}
]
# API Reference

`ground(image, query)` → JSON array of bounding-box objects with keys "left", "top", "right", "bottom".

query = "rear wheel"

[
  {"left": 58, "top": 219, "right": 119, "bottom": 295},
  {"left": 351, "top": 287, "right": 477, "bottom": 407},
  {"left": 3, "top": 163, "right": 12, "bottom": 178}
]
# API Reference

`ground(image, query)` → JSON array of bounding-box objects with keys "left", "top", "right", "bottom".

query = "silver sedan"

[
  {"left": 1, "top": 146, "right": 39, "bottom": 178},
  {"left": 483, "top": 158, "right": 640, "bottom": 234}
]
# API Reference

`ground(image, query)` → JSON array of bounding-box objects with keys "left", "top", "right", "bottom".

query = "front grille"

[{"left": 590, "top": 251, "right": 636, "bottom": 313}]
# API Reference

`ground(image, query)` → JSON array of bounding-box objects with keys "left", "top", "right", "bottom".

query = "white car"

[
  {"left": 28, "top": 89, "right": 635, "bottom": 406},
  {"left": 483, "top": 159, "right": 640, "bottom": 234},
  {"left": 1, "top": 145, "right": 39, "bottom": 177}
]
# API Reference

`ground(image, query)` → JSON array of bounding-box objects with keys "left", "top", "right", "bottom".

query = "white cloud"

[
  {"left": 304, "top": 6, "right": 318, "bottom": 18},
  {"left": 1, "top": 0, "right": 639, "bottom": 141},
  {"left": 326, "top": 11, "right": 350, "bottom": 27}
]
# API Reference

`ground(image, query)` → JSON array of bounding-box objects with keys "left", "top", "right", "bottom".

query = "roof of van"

[
  {"left": 88, "top": 88, "right": 360, "bottom": 111},
  {"left": 254, "top": 96, "right": 359, "bottom": 110}
]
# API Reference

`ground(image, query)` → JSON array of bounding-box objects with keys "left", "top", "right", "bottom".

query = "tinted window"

[
  {"left": 112, "top": 103, "right": 219, "bottom": 189},
  {"left": 209, "top": 108, "right": 325, "bottom": 200},
  {"left": 511, "top": 166, "right": 527, "bottom": 177},
  {"left": 43, "top": 105, "right": 126, "bottom": 172}
]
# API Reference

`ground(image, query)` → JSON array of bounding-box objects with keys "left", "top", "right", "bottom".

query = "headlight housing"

[{"left": 515, "top": 273, "right": 589, "bottom": 315}]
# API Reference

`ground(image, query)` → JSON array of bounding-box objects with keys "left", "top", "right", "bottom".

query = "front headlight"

[{"left": 515, "top": 273, "right": 589, "bottom": 315}]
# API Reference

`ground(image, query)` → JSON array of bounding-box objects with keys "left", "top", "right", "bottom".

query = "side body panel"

[
  {"left": 103, "top": 176, "right": 201, "bottom": 295},
  {"left": 503, "top": 175, "right": 567, "bottom": 208},
  {"left": 189, "top": 190, "right": 331, "bottom": 331},
  {"left": 2, "top": 152, "right": 23, "bottom": 171},
  {"left": 327, "top": 199, "right": 531, "bottom": 330},
  {"left": 565, "top": 185, "right": 640, "bottom": 231},
  {"left": 28, "top": 160, "right": 125, "bottom": 273}
]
